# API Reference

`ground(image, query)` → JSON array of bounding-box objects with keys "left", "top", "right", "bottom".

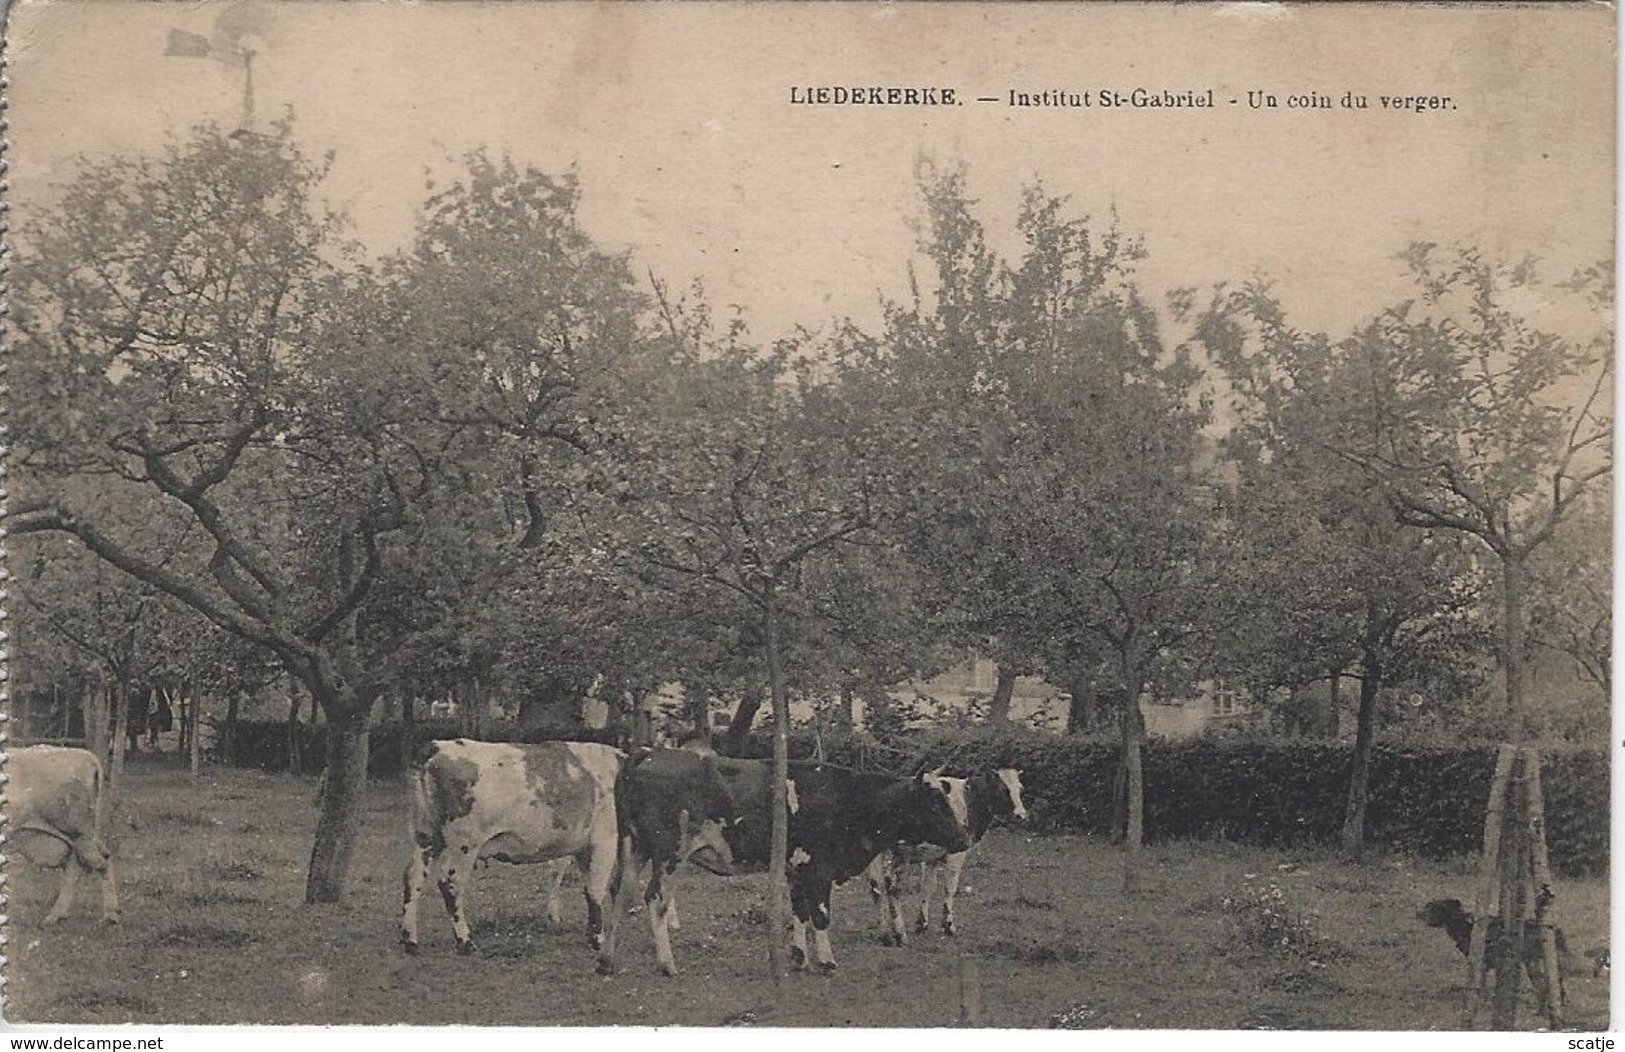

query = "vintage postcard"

[{"left": 2, "top": 0, "right": 1612, "bottom": 1040}]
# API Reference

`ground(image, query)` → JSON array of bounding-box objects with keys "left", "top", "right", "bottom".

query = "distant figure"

[{"left": 147, "top": 692, "right": 174, "bottom": 751}]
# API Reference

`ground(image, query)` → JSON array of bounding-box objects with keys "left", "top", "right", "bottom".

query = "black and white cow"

[
  {"left": 603, "top": 751, "right": 972, "bottom": 975},
  {"left": 399, "top": 739, "right": 623, "bottom": 959},
  {"left": 867, "top": 767, "right": 1027, "bottom": 942},
  {"left": 595, "top": 747, "right": 742, "bottom": 974},
  {"left": 9, "top": 745, "right": 120, "bottom": 925}
]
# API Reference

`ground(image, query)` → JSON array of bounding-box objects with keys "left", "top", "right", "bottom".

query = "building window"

[{"left": 1210, "top": 680, "right": 1242, "bottom": 717}]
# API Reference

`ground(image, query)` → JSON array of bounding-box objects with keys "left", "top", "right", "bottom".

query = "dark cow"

[
  {"left": 596, "top": 748, "right": 742, "bottom": 974},
  {"left": 400, "top": 739, "right": 623, "bottom": 957},
  {"left": 604, "top": 750, "right": 972, "bottom": 975},
  {"left": 867, "top": 767, "right": 1027, "bottom": 942},
  {"left": 9, "top": 745, "right": 119, "bottom": 925}
]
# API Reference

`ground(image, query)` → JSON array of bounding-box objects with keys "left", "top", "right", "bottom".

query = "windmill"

[{"left": 163, "top": 6, "right": 275, "bottom": 134}]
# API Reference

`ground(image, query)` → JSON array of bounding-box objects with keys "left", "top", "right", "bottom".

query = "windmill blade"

[{"left": 163, "top": 28, "right": 214, "bottom": 59}]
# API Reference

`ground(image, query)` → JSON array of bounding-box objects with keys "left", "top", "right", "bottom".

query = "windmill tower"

[{"left": 163, "top": 6, "right": 273, "bottom": 134}]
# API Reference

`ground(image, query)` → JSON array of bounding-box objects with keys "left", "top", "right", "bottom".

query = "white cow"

[
  {"left": 399, "top": 739, "right": 623, "bottom": 961},
  {"left": 9, "top": 745, "right": 120, "bottom": 925},
  {"left": 869, "top": 767, "right": 1028, "bottom": 942}
]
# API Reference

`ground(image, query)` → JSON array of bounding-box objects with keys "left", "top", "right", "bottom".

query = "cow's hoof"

[
  {"left": 594, "top": 959, "right": 617, "bottom": 977},
  {"left": 455, "top": 940, "right": 476, "bottom": 957},
  {"left": 878, "top": 932, "right": 897, "bottom": 947},
  {"left": 942, "top": 922, "right": 957, "bottom": 937},
  {"left": 102, "top": 916, "right": 121, "bottom": 927},
  {"left": 790, "top": 947, "right": 807, "bottom": 969},
  {"left": 817, "top": 961, "right": 838, "bottom": 974},
  {"left": 42, "top": 917, "right": 63, "bottom": 928},
  {"left": 661, "top": 963, "right": 679, "bottom": 978},
  {"left": 913, "top": 918, "right": 928, "bottom": 935}
]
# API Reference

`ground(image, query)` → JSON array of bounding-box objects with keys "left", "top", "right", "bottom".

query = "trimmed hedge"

[
  {"left": 727, "top": 727, "right": 1608, "bottom": 877},
  {"left": 218, "top": 720, "right": 1607, "bottom": 876},
  {"left": 220, "top": 718, "right": 619, "bottom": 778}
]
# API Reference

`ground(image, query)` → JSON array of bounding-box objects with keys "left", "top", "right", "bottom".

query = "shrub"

[{"left": 1223, "top": 878, "right": 1346, "bottom": 962}]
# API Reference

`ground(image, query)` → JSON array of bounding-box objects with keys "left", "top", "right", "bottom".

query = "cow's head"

[
  {"left": 682, "top": 759, "right": 747, "bottom": 876},
  {"left": 996, "top": 768, "right": 1029, "bottom": 823},
  {"left": 912, "top": 774, "right": 973, "bottom": 853}
]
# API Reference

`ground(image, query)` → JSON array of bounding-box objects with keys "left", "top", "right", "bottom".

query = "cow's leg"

[
  {"left": 399, "top": 837, "right": 438, "bottom": 954},
  {"left": 666, "top": 888, "right": 681, "bottom": 933},
  {"left": 940, "top": 850, "right": 970, "bottom": 936},
  {"left": 645, "top": 868, "right": 683, "bottom": 977},
  {"left": 43, "top": 862, "right": 81, "bottom": 926},
  {"left": 97, "top": 852, "right": 120, "bottom": 925},
  {"left": 809, "top": 878, "right": 838, "bottom": 972},
  {"left": 583, "top": 843, "right": 618, "bottom": 954},
  {"left": 545, "top": 858, "right": 570, "bottom": 926},
  {"left": 915, "top": 859, "right": 937, "bottom": 934},
  {"left": 596, "top": 836, "right": 641, "bottom": 976},
  {"left": 435, "top": 847, "right": 477, "bottom": 955},
  {"left": 788, "top": 879, "right": 812, "bottom": 970},
  {"left": 865, "top": 856, "right": 892, "bottom": 941}
]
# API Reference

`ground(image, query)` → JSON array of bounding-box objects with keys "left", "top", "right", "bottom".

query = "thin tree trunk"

[
  {"left": 1121, "top": 687, "right": 1144, "bottom": 893},
  {"left": 401, "top": 695, "right": 417, "bottom": 778},
  {"left": 287, "top": 684, "right": 304, "bottom": 776},
  {"left": 1341, "top": 647, "right": 1382, "bottom": 852},
  {"left": 1502, "top": 549, "right": 1528, "bottom": 740},
  {"left": 104, "top": 680, "right": 130, "bottom": 838},
  {"left": 223, "top": 691, "right": 241, "bottom": 767},
  {"left": 188, "top": 686, "right": 202, "bottom": 781},
  {"left": 305, "top": 715, "right": 371, "bottom": 904},
  {"left": 763, "top": 595, "right": 790, "bottom": 984},
  {"left": 175, "top": 687, "right": 188, "bottom": 757},
  {"left": 987, "top": 665, "right": 1017, "bottom": 725},
  {"left": 87, "top": 685, "right": 108, "bottom": 764}
]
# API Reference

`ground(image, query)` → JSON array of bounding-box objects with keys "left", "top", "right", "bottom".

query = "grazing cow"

[
  {"left": 399, "top": 739, "right": 622, "bottom": 958},
  {"left": 1419, "top": 897, "right": 1570, "bottom": 1012},
  {"left": 867, "top": 767, "right": 1027, "bottom": 943},
  {"left": 9, "top": 745, "right": 119, "bottom": 925},
  {"left": 604, "top": 750, "right": 972, "bottom": 975}
]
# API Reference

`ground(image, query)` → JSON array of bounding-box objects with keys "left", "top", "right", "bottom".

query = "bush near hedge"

[{"left": 217, "top": 720, "right": 1606, "bottom": 876}]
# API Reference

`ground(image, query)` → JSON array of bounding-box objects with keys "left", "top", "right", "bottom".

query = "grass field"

[{"left": 3, "top": 760, "right": 1609, "bottom": 1029}]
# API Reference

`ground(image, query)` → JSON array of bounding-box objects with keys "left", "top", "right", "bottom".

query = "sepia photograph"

[{"left": 1, "top": 0, "right": 1613, "bottom": 1035}]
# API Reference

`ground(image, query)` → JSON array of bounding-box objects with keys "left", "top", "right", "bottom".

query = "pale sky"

[{"left": 8, "top": 1, "right": 1616, "bottom": 343}]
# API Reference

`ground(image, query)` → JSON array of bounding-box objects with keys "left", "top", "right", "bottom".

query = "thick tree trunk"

[
  {"left": 305, "top": 716, "right": 371, "bottom": 904},
  {"left": 763, "top": 597, "right": 790, "bottom": 984},
  {"left": 1341, "top": 648, "right": 1382, "bottom": 853},
  {"left": 722, "top": 684, "right": 766, "bottom": 756},
  {"left": 987, "top": 665, "right": 1017, "bottom": 725},
  {"left": 1065, "top": 676, "right": 1096, "bottom": 734}
]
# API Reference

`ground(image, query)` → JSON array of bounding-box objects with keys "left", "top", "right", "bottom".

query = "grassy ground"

[{"left": 3, "top": 761, "right": 1609, "bottom": 1029}]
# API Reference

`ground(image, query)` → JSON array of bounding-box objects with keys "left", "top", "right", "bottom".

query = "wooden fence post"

[
  {"left": 1521, "top": 746, "right": 1564, "bottom": 1029},
  {"left": 958, "top": 955, "right": 984, "bottom": 1026},
  {"left": 1465, "top": 744, "right": 1517, "bottom": 1028}
]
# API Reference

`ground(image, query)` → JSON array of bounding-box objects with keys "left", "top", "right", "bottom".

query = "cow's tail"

[{"left": 406, "top": 744, "right": 440, "bottom": 846}]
